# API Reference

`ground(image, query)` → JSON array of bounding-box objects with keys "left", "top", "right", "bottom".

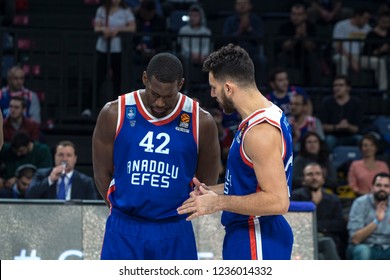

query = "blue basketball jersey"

[
  {"left": 221, "top": 103, "right": 293, "bottom": 259},
  {"left": 109, "top": 90, "right": 199, "bottom": 221}
]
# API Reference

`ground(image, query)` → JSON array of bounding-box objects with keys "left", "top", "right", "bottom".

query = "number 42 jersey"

[{"left": 109, "top": 90, "right": 199, "bottom": 221}]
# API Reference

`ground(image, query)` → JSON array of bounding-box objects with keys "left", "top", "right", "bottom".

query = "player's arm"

[
  {"left": 92, "top": 101, "right": 117, "bottom": 205},
  {"left": 195, "top": 108, "right": 220, "bottom": 186},
  {"left": 179, "top": 123, "right": 290, "bottom": 219},
  {"left": 219, "top": 123, "right": 290, "bottom": 216}
]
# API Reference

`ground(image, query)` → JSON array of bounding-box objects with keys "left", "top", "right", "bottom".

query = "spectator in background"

[
  {"left": 288, "top": 93, "right": 324, "bottom": 154},
  {"left": 348, "top": 134, "right": 390, "bottom": 196},
  {"left": 26, "top": 140, "right": 97, "bottom": 200},
  {"left": 86, "top": 0, "right": 136, "bottom": 116},
  {"left": 291, "top": 162, "right": 347, "bottom": 259},
  {"left": 319, "top": 75, "right": 363, "bottom": 151},
  {"left": 361, "top": 11, "right": 390, "bottom": 92},
  {"left": 133, "top": 0, "right": 169, "bottom": 85},
  {"left": 178, "top": 4, "right": 211, "bottom": 89},
  {"left": 276, "top": 2, "right": 321, "bottom": 86},
  {"left": 0, "top": 164, "right": 36, "bottom": 199},
  {"left": 134, "top": 0, "right": 168, "bottom": 60},
  {"left": 267, "top": 67, "right": 313, "bottom": 117},
  {"left": 332, "top": 8, "right": 371, "bottom": 76},
  {"left": 0, "top": 130, "right": 53, "bottom": 189},
  {"left": 3, "top": 96, "right": 40, "bottom": 143},
  {"left": 0, "top": 66, "right": 41, "bottom": 124},
  {"left": 307, "top": 0, "right": 352, "bottom": 24},
  {"left": 223, "top": 0, "right": 266, "bottom": 86},
  {"left": 293, "top": 132, "right": 338, "bottom": 191},
  {"left": 347, "top": 172, "right": 390, "bottom": 260},
  {"left": 125, "top": 0, "right": 164, "bottom": 16}
]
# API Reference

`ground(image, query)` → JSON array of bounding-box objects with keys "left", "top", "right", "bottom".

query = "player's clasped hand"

[{"left": 177, "top": 178, "right": 219, "bottom": 221}]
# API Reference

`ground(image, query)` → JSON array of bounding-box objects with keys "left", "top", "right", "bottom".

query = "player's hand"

[{"left": 178, "top": 185, "right": 218, "bottom": 221}]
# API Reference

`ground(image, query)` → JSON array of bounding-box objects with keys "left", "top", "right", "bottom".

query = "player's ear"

[
  {"left": 178, "top": 78, "right": 184, "bottom": 91},
  {"left": 224, "top": 82, "right": 233, "bottom": 97},
  {"left": 142, "top": 71, "right": 148, "bottom": 86}
]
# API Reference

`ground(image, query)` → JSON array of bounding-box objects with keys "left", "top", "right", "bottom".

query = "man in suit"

[{"left": 26, "top": 140, "right": 97, "bottom": 200}]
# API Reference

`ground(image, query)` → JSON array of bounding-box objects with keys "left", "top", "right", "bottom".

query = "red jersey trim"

[
  {"left": 248, "top": 218, "right": 258, "bottom": 260},
  {"left": 115, "top": 95, "right": 126, "bottom": 139},
  {"left": 192, "top": 100, "right": 199, "bottom": 147}
]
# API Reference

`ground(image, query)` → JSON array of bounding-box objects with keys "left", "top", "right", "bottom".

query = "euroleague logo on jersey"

[{"left": 175, "top": 113, "right": 190, "bottom": 133}]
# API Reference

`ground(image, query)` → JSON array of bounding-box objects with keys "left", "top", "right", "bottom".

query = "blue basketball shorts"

[
  {"left": 100, "top": 210, "right": 198, "bottom": 260},
  {"left": 223, "top": 215, "right": 294, "bottom": 260}
]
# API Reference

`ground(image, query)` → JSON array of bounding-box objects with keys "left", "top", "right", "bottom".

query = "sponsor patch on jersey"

[
  {"left": 126, "top": 107, "right": 136, "bottom": 120},
  {"left": 178, "top": 113, "right": 190, "bottom": 129},
  {"left": 175, "top": 113, "right": 190, "bottom": 133}
]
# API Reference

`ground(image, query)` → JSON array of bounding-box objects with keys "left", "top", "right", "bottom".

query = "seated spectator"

[
  {"left": 332, "top": 8, "right": 373, "bottom": 80},
  {"left": 289, "top": 93, "right": 324, "bottom": 154},
  {"left": 267, "top": 67, "right": 313, "bottom": 117},
  {"left": 223, "top": 0, "right": 266, "bottom": 85},
  {"left": 348, "top": 133, "right": 390, "bottom": 196},
  {"left": 319, "top": 75, "right": 364, "bottom": 151},
  {"left": 347, "top": 172, "right": 390, "bottom": 260},
  {"left": 177, "top": 4, "right": 211, "bottom": 88},
  {"left": 26, "top": 140, "right": 97, "bottom": 200},
  {"left": 307, "top": 0, "right": 352, "bottom": 24},
  {"left": 134, "top": 0, "right": 168, "bottom": 60},
  {"left": 0, "top": 66, "right": 41, "bottom": 124},
  {"left": 276, "top": 2, "right": 321, "bottom": 86},
  {"left": 3, "top": 96, "right": 40, "bottom": 143},
  {"left": 293, "top": 132, "right": 338, "bottom": 191},
  {"left": 0, "top": 164, "right": 36, "bottom": 198},
  {"left": 291, "top": 162, "right": 347, "bottom": 259},
  {"left": 0, "top": 130, "right": 53, "bottom": 189},
  {"left": 133, "top": 0, "right": 169, "bottom": 85},
  {"left": 361, "top": 11, "right": 390, "bottom": 92},
  {"left": 125, "top": 0, "right": 163, "bottom": 16}
]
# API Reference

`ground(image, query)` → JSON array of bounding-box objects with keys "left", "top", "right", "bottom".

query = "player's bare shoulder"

[
  {"left": 97, "top": 100, "right": 118, "bottom": 123},
  {"left": 198, "top": 107, "right": 216, "bottom": 129}
]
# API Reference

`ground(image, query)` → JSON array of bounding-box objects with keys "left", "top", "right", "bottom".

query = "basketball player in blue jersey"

[
  {"left": 178, "top": 44, "right": 294, "bottom": 260},
  {"left": 92, "top": 52, "right": 220, "bottom": 260}
]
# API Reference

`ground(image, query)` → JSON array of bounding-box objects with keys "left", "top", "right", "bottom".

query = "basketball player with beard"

[
  {"left": 178, "top": 44, "right": 294, "bottom": 260},
  {"left": 347, "top": 172, "right": 390, "bottom": 259}
]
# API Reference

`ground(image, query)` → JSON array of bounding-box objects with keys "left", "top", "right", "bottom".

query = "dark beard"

[
  {"left": 220, "top": 88, "right": 236, "bottom": 115},
  {"left": 374, "top": 191, "right": 388, "bottom": 201}
]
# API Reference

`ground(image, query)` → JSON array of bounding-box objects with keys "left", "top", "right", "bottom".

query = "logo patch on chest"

[
  {"left": 175, "top": 113, "right": 190, "bottom": 133},
  {"left": 126, "top": 107, "right": 136, "bottom": 119}
]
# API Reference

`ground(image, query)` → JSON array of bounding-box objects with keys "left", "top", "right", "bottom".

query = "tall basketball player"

[
  {"left": 178, "top": 44, "right": 294, "bottom": 260},
  {"left": 92, "top": 53, "right": 220, "bottom": 259}
]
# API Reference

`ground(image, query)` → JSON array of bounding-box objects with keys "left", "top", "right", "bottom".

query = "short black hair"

[
  {"left": 372, "top": 172, "right": 390, "bottom": 185},
  {"left": 203, "top": 43, "right": 255, "bottom": 87},
  {"left": 56, "top": 140, "right": 77, "bottom": 156},
  {"left": 11, "top": 130, "right": 31, "bottom": 149},
  {"left": 333, "top": 74, "right": 351, "bottom": 86},
  {"left": 268, "top": 67, "right": 288, "bottom": 83},
  {"left": 146, "top": 53, "right": 183, "bottom": 84},
  {"left": 10, "top": 95, "right": 27, "bottom": 108}
]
